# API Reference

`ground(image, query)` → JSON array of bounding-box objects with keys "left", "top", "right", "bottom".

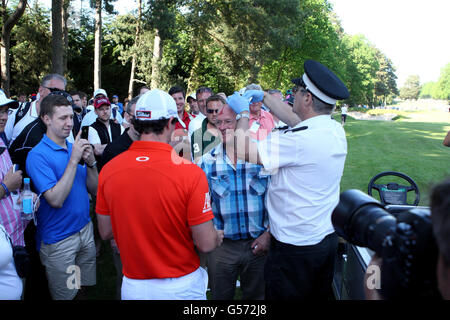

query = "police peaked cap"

[{"left": 292, "top": 60, "right": 349, "bottom": 105}]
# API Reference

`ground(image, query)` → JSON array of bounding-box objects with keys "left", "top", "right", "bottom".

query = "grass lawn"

[
  {"left": 88, "top": 110, "right": 450, "bottom": 299},
  {"left": 336, "top": 111, "right": 450, "bottom": 205}
]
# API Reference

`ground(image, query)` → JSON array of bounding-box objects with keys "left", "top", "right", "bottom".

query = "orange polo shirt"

[{"left": 96, "top": 141, "right": 214, "bottom": 279}]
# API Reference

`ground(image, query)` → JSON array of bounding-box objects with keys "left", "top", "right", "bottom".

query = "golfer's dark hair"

[{"left": 131, "top": 118, "right": 178, "bottom": 135}]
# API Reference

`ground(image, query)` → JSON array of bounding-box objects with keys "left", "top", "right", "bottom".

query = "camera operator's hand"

[{"left": 364, "top": 253, "right": 384, "bottom": 300}]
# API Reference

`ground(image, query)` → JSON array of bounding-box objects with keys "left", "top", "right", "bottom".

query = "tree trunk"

[
  {"left": 0, "top": 0, "right": 27, "bottom": 96},
  {"left": 187, "top": 43, "right": 200, "bottom": 94},
  {"left": 94, "top": 0, "right": 102, "bottom": 91},
  {"left": 275, "top": 47, "right": 289, "bottom": 89},
  {"left": 62, "top": 0, "right": 70, "bottom": 75},
  {"left": 150, "top": 29, "right": 162, "bottom": 90},
  {"left": 51, "top": 0, "right": 64, "bottom": 75},
  {"left": 127, "top": 0, "right": 142, "bottom": 99}
]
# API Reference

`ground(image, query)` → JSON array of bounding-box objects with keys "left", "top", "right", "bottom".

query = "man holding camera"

[
  {"left": 363, "top": 179, "right": 450, "bottom": 300},
  {"left": 26, "top": 94, "right": 98, "bottom": 300},
  {"left": 228, "top": 60, "right": 349, "bottom": 299}
]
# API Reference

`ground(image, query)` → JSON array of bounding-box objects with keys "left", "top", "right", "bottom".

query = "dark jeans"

[
  {"left": 264, "top": 232, "right": 338, "bottom": 300},
  {"left": 211, "top": 238, "right": 266, "bottom": 300}
]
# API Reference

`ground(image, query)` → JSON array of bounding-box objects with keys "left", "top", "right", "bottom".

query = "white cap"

[
  {"left": 135, "top": 89, "right": 186, "bottom": 128},
  {"left": 187, "top": 92, "right": 196, "bottom": 100},
  {"left": 0, "top": 89, "right": 18, "bottom": 108},
  {"left": 93, "top": 88, "right": 107, "bottom": 98}
]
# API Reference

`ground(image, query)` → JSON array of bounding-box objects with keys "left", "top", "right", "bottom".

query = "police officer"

[{"left": 227, "top": 60, "right": 349, "bottom": 299}]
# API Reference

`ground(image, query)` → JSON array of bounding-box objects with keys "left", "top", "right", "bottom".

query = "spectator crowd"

[{"left": 0, "top": 59, "right": 449, "bottom": 301}]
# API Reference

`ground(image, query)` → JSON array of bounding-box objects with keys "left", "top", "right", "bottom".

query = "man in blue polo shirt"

[{"left": 26, "top": 94, "right": 98, "bottom": 300}]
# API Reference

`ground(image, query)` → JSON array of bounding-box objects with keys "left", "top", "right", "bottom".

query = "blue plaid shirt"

[{"left": 198, "top": 144, "right": 269, "bottom": 240}]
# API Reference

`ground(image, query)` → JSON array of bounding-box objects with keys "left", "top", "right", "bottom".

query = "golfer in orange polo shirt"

[{"left": 96, "top": 89, "right": 223, "bottom": 300}]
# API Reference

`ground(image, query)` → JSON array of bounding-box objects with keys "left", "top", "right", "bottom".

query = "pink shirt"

[
  {"left": 249, "top": 110, "right": 275, "bottom": 141},
  {"left": 0, "top": 139, "right": 28, "bottom": 246}
]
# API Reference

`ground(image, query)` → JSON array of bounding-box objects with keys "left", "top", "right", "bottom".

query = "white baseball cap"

[
  {"left": 0, "top": 89, "right": 18, "bottom": 109},
  {"left": 187, "top": 92, "right": 196, "bottom": 101},
  {"left": 93, "top": 88, "right": 107, "bottom": 98},
  {"left": 135, "top": 89, "right": 186, "bottom": 128}
]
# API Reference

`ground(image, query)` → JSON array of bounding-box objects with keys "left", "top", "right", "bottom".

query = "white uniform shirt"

[{"left": 258, "top": 115, "right": 347, "bottom": 246}]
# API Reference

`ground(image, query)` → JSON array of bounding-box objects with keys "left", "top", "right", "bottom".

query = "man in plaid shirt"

[{"left": 198, "top": 103, "right": 270, "bottom": 300}]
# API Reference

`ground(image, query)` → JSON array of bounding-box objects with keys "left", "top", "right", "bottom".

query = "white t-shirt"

[
  {"left": 188, "top": 113, "right": 206, "bottom": 142},
  {"left": 88, "top": 122, "right": 125, "bottom": 145},
  {"left": 81, "top": 104, "right": 123, "bottom": 127},
  {"left": 257, "top": 115, "right": 347, "bottom": 246},
  {"left": 0, "top": 225, "right": 22, "bottom": 300},
  {"left": 341, "top": 106, "right": 348, "bottom": 115}
]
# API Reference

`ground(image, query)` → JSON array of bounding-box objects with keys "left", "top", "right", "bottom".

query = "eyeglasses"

[
  {"left": 0, "top": 109, "right": 13, "bottom": 116},
  {"left": 206, "top": 109, "right": 220, "bottom": 114},
  {"left": 293, "top": 78, "right": 308, "bottom": 95}
]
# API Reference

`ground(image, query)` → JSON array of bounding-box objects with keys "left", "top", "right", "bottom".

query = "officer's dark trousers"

[{"left": 264, "top": 232, "right": 338, "bottom": 300}]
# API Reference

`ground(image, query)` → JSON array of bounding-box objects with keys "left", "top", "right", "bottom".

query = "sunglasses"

[
  {"left": 206, "top": 109, "right": 220, "bottom": 114},
  {"left": 293, "top": 78, "right": 308, "bottom": 94},
  {"left": 43, "top": 86, "right": 63, "bottom": 93}
]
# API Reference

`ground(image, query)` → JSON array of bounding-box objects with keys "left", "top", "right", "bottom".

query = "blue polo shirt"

[{"left": 26, "top": 134, "right": 90, "bottom": 249}]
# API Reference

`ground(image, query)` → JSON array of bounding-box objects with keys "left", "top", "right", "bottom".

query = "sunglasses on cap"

[{"left": 43, "top": 86, "right": 64, "bottom": 93}]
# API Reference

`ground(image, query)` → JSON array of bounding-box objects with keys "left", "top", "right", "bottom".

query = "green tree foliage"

[
  {"left": 400, "top": 75, "right": 421, "bottom": 100},
  {"left": 419, "top": 81, "right": 438, "bottom": 99},
  {"left": 10, "top": 2, "right": 51, "bottom": 95},
  {"left": 374, "top": 50, "right": 398, "bottom": 105},
  {"left": 436, "top": 62, "right": 450, "bottom": 100},
  {"left": 5, "top": 0, "right": 404, "bottom": 106},
  {"left": 419, "top": 63, "right": 450, "bottom": 101}
]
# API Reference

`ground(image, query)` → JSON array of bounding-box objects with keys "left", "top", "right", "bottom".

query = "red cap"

[{"left": 94, "top": 97, "right": 111, "bottom": 109}]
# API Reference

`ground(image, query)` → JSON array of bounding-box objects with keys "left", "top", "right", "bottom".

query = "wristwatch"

[
  {"left": 86, "top": 161, "right": 97, "bottom": 168},
  {"left": 236, "top": 112, "right": 250, "bottom": 120}
]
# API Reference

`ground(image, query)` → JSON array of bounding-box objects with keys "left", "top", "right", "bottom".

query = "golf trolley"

[{"left": 332, "top": 171, "right": 424, "bottom": 299}]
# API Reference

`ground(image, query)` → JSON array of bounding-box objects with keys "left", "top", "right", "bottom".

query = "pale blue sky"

[{"left": 329, "top": 0, "right": 450, "bottom": 87}]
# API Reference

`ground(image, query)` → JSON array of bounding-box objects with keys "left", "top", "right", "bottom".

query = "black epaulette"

[{"left": 283, "top": 126, "right": 308, "bottom": 133}]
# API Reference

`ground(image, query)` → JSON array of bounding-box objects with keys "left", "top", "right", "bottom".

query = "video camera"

[{"left": 332, "top": 189, "right": 441, "bottom": 299}]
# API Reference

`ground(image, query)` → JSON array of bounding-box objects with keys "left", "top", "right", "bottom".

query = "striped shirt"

[
  {"left": 0, "top": 139, "right": 28, "bottom": 246},
  {"left": 198, "top": 144, "right": 269, "bottom": 240}
]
